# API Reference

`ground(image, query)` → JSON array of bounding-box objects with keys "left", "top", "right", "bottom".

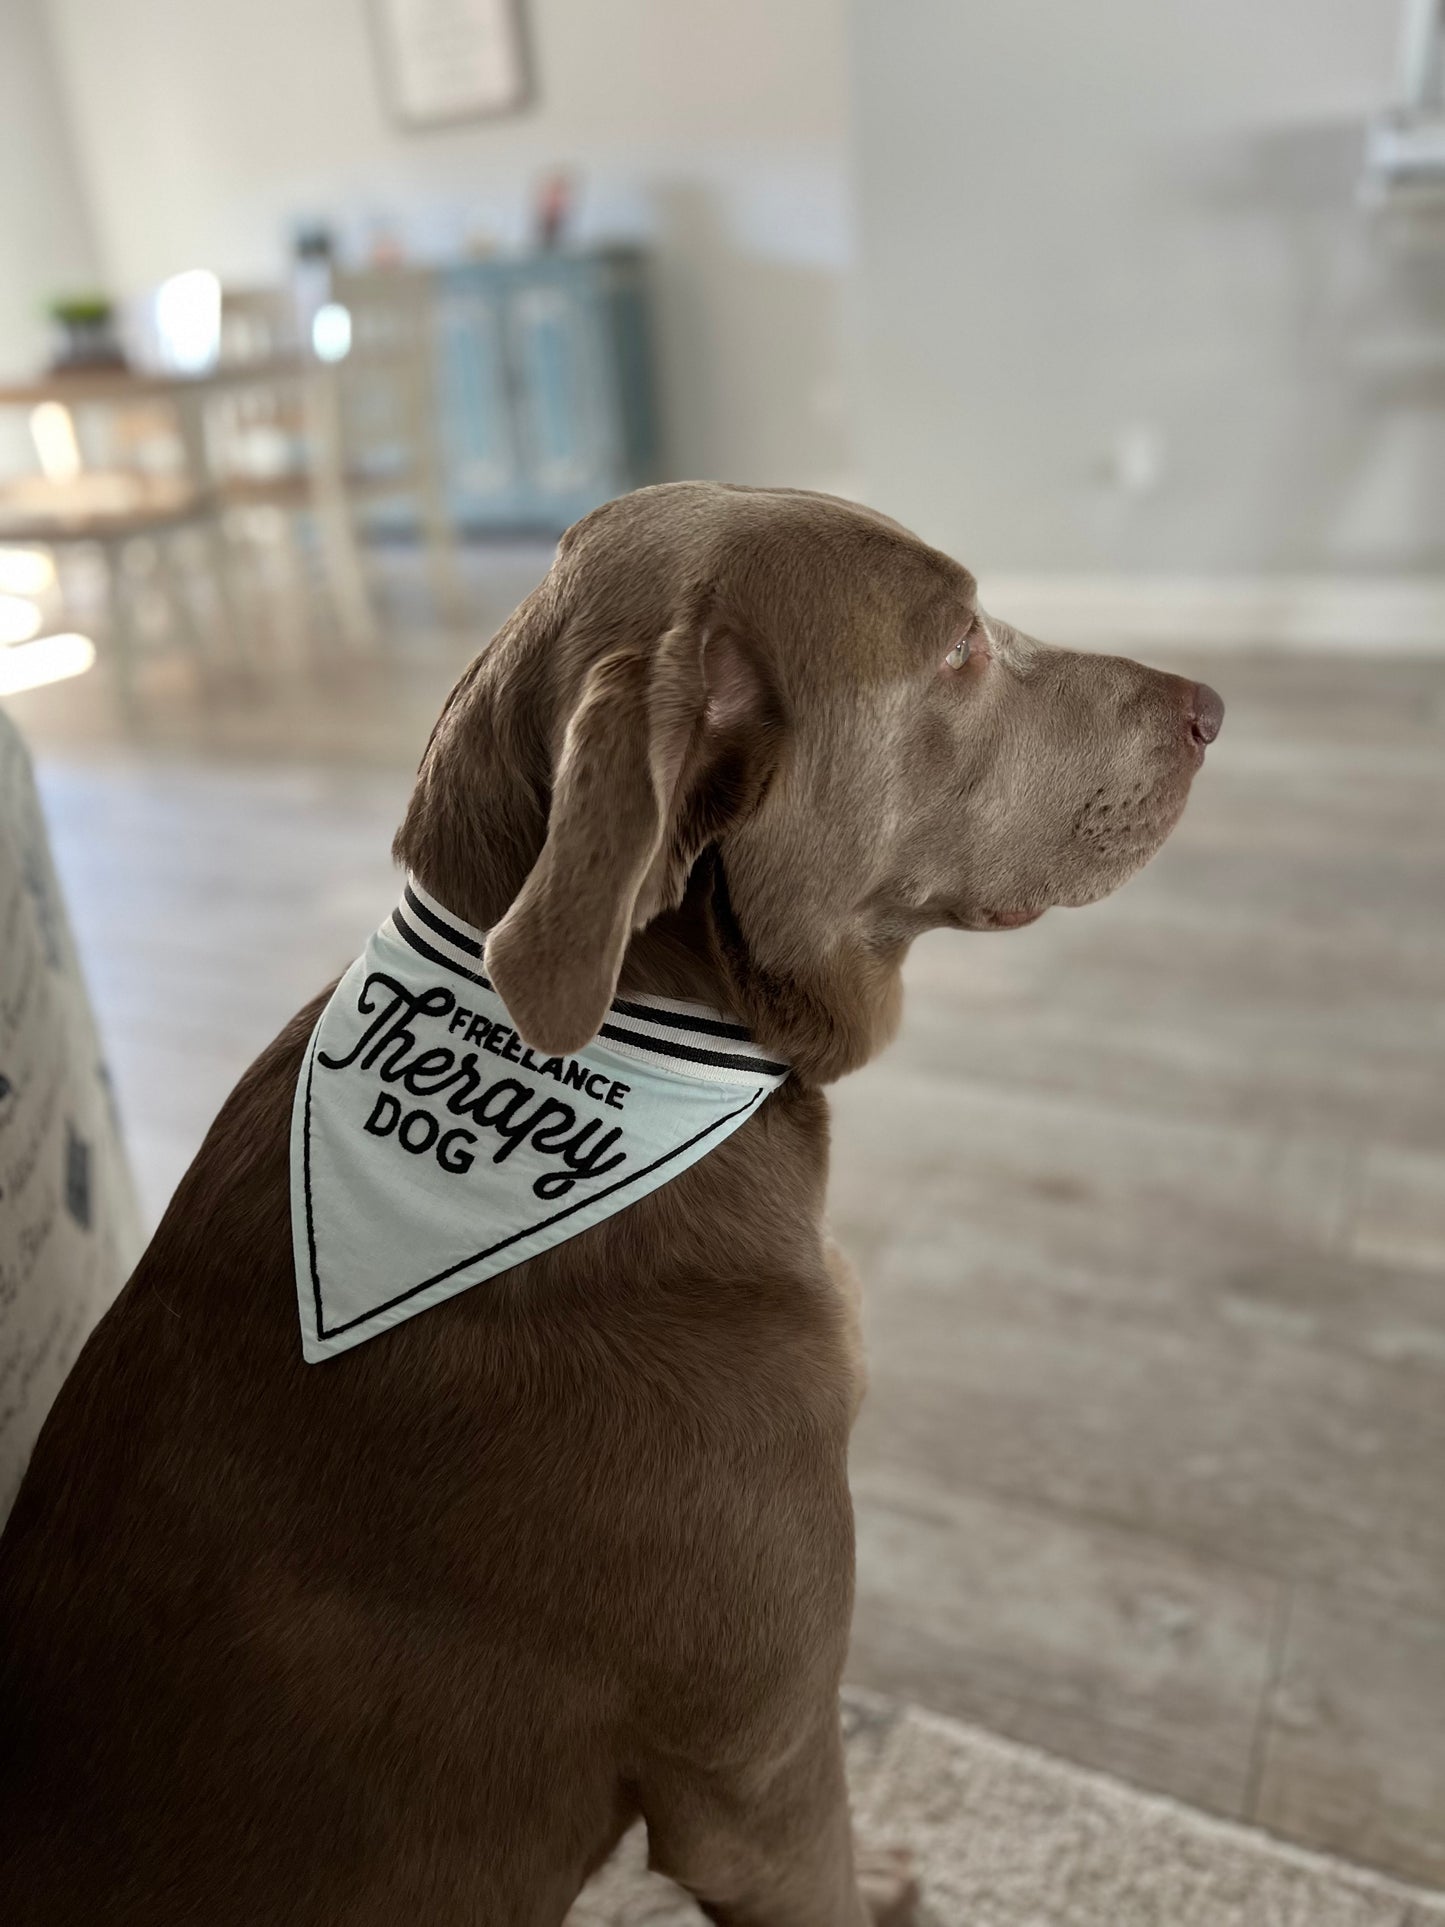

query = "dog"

[{"left": 0, "top": 482, "right": 1222, "bottom": 1925}]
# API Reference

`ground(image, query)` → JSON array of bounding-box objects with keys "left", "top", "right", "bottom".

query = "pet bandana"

[{"left": 291, "top": 878, "right": 789, "bottom": 1362}]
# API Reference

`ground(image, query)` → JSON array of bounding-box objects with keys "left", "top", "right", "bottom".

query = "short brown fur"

[{"left": 0, "top": 483, "right": 1218, "bottom": 1925}]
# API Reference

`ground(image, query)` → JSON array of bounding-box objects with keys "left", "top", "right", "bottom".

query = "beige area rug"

[{"left": 569, "top": 1691, "right": 1445, "bottom": 1926}]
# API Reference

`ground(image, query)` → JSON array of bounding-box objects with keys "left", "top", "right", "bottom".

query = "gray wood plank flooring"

[{"left": 9, "top": 599, "right": 1444, "bottom": 1888}]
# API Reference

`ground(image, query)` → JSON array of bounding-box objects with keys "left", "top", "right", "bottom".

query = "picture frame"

[{"left": 370, "top": 0, "right": 531, "bottom": 130}]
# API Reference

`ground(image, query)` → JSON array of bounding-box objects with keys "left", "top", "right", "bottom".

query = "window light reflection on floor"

[
  {"left": 0, "top": 595, "right": 43, "bottom": 645},
  {"left": 0, "top": 632, "right": 96, "bottom": 695},
  {"left": 0, "top": 549, "right": 56, "bottom": 596}
]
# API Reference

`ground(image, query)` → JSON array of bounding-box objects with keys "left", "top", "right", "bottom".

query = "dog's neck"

[
  {"left": 396, "top": 832, "right": 762, "bottom": 1038},
  {"left": 618, "top": 876, "right": 737, "bottom": 1010}
]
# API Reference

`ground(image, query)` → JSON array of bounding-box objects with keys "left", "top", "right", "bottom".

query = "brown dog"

[{"left": 0, "top": 483, "right": 1221, "bottom": 1925}]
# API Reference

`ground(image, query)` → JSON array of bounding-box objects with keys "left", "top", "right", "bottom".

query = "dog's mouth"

[{"left": 949, "top": 683, "right": 1223, "bottom": 938}]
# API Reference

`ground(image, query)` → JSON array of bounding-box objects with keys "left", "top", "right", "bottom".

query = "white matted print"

[{"left": 371, "top": 0, "right": 530, "bottom": 128}]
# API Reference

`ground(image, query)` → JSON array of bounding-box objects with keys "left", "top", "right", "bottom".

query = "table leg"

[
  {"left": 99, "top": 539, "right": 140, "bottom": 720},
  {"left": 172, "top": 389, "right": 255, "bottom": 673},
  {"left": 305, "top": 365, "right": 381, "bottom": 653}
]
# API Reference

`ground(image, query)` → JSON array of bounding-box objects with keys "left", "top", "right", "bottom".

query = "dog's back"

[{"left": 0, "top": 997, "right": 856, "bottom": 1925}]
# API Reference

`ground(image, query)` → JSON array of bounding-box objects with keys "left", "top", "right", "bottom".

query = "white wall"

[
  {"left": 45, "top": 0, "right": 854, "bottom": 492},
  {"left": 851, "top": 0, "right": 1445, "bottom": 580},
  {"left": 0, "top": 0, "right": 99, "bottom": 378}
]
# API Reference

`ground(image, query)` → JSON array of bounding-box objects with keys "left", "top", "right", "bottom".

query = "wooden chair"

[
  {"left": 329, "top": 266, "right": 462, "bottom": 626},
  {"left": 206, "top": 274, "right": 462, "bottom": 657},
  {"left": 203, "top": 283, "right": 381, "bottom": 657},
  {"left": 0, "top": 401, "right": 241, "bottom": 714}
]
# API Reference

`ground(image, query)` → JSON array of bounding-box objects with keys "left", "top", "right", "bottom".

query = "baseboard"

[{"left": 979, "top": 574, "right": 1445, "bottom": 652}]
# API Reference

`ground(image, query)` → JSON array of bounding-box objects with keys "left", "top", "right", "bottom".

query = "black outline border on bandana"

[{"left": 300, "top": 1031, "right": 765, "bottom": 1347}]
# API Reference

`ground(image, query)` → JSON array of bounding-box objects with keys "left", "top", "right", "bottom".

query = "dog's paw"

[{"left": 857, "top": 1844, "right": 919, "bottom": 1925}]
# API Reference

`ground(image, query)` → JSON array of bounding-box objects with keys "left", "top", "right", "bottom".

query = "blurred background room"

[{"left": 2, "top": 0, "right": 1444, "bottom": 1907}]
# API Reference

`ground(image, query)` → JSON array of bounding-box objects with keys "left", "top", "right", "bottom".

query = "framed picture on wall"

[{"left": 370, "top": 0, "right": 530, "bottom": 128}]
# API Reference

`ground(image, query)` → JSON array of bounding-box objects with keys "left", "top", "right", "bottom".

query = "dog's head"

[{"left": 398, "top": 483, "right": 1221, "bottom": 1083}]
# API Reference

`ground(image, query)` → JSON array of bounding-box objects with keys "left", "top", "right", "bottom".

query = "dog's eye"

[{"left": 943, "top": 614, "right": 992, "bottom": 673}]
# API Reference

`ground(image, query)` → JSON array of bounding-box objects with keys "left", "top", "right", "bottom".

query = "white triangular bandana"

[{"left": 291, "top": 878, "right": 789, "bottom": 1362}]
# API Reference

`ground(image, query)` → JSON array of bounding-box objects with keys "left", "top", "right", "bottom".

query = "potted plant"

[{"left": 45, "top": 295, "right": 126, "bottom": 371}]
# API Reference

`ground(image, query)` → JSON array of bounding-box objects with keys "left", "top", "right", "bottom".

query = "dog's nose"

[{"left": 1188, "top": 682, "right": 1225, "bottom": 747}]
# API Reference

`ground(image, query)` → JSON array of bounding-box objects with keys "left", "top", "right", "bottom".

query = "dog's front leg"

[{"left": 639, "top": 1713, "right": 915, "bottom": 1926}]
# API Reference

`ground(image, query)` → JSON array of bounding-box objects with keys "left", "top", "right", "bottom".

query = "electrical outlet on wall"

[{"left": 1110, "top": 421, "right": 1167, "bottom": 496}]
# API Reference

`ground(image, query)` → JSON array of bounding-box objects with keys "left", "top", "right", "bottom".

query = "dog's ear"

[{"left": 484, "top": 615, "right": 784, "bottom": 1053}]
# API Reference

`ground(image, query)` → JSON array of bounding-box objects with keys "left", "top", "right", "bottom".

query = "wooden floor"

[{"left": 11, "top": 568, "right": 1445, "bottom": 1889}]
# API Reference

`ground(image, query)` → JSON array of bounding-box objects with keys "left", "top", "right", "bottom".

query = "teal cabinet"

[{"left": 435, "top": 249, "right": 659, "bottom": 531}]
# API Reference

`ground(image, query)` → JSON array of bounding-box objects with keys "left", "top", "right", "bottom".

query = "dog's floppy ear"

[{"left": 484, "top": 614, "right": 783, "bottom": 1053}]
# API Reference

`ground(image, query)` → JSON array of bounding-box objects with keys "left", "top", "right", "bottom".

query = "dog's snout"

[{"left": 1188, "top": 682, "right": 1225, "bottom": 748}]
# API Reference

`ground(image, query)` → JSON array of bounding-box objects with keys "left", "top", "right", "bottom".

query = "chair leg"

[
  {"left": 172, "top": 386, "right": 258, "bottom": 678},
  {"left": 98, "top": 543, "right": 147, "bottom": 719},
  {"left": 199, "top": 517, "right": 259, "bottom": 678},
  {"left": 415, "top": 438, "right": 464, "bottom": 627},
  {"left": 157, "top": 533, "right": 214, "bottom": 694},
  {"left": 313, "top": 492, "right": 380, "bottom": 654},
  {"left": 269, "top": 513, "right": 324, "bottom": 672},
  {"left": 305, "top": 365, "right": 381, "bottom": 654}
]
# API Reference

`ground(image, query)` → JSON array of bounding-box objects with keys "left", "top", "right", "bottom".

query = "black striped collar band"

[{"left": 390, "top": 876, "right": 789, "bottom": 1086}]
